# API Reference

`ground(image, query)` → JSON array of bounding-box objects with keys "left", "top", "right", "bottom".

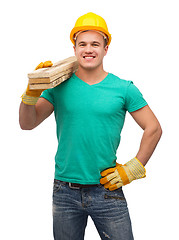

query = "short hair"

[{"left": 104, "top": 38, "right": 108, "bottom": 47}]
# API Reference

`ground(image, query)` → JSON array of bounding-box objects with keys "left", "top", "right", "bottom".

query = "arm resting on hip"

[{"left": 130, "top": 105, "right": 162, "bottom": 166}]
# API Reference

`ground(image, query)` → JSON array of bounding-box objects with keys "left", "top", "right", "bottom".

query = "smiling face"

[{"left": 73, "top": 31, "right": 108, "bottom": 72}]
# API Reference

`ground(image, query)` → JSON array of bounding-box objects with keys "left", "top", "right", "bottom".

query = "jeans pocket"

[
  {"left": 104, "top": 194, "right": 125, "bottom": 201},
  {"left": 103, "top": 187, "right": 126, "bottom": 201},
  {"left": 53, "top": 180, "right": 62, "bottom": 193}
]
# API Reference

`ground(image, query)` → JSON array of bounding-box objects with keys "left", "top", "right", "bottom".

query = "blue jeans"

[{"left": 53, "top": 180, "right": 134, "bottom": 240}]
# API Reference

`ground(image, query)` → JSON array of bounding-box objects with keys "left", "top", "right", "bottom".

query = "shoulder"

[
  {"left": 108, "top": 73, "right": 132, "bottom": 87},
  {"left": 53, "top": 73, "right": 75, "bottom": 92},
  {"left": 108, "top": 73, "right": 133, "bottom": 94}
]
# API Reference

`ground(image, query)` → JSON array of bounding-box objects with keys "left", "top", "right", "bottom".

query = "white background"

[{"left": 1, "top": 0, "right": 178, "bottom": 239}]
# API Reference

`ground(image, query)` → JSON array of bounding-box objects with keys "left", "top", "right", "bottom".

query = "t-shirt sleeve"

[
  {"left": 40, "top": 88, "right": 55, "bottom": 106},
  {"left": 125, "top": 81, "right": 148, "bottom": 112}
]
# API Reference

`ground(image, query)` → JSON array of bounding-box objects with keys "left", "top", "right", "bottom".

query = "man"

[{"left": 19, "top": 12, "right": 162, "bottom": 240}]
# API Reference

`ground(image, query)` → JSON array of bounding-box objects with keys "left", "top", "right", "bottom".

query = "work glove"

[
  {"left": 100, "top": 157, "right": 146, "bottom": 191},
  {"left": 21, "top": 61, "right": 53, "bottom": 105}
]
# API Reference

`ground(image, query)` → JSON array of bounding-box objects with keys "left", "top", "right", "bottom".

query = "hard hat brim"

[{"left": 70, "top": 26, "right": 111, "bottom": 46}]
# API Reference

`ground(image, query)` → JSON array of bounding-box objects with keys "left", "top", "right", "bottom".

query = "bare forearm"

[
  {"left": 19, "top": 97, "right": 54, "bottom": 130},
  {"left": 136, "top": 125, "right": 162, "bottom": 166},
  {"left": 19, "top": 102, "right": 37, "bottom": 130}
]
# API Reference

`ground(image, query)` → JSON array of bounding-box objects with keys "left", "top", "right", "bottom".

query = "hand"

[
  {"left": 35, "top": 60, "right": 53, "bottom": 70},
  {"left": 100, "top": 157, "right": 146, "bottom": 191},
  {"left": 27, "top": 60, "right": 53, "bottom": 97},
  {"left": 21, "top": 61, "right": 53, "bottom": 105}
]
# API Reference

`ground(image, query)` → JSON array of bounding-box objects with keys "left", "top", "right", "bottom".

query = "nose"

[{"left": 85, "top": 43, "right": 93, "bottom": 53}]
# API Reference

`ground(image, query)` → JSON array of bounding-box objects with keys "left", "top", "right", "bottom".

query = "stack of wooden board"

[{"left": 28, "top": 56, "right": 78, "bottom": 90}]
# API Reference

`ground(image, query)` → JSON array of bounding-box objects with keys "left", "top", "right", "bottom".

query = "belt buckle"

[{"left": 69, "top": 182, "right": 80, "bottom": 190}]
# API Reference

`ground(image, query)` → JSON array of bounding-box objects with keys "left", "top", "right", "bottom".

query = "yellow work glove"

[
  {"left": 21, "top": 61, "right": 53, "bottom": 105},
  {"left": 100, "top": 157, "right": 146, "bottom": 191}
]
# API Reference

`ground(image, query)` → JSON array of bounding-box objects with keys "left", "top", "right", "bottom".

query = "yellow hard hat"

[{"left": 70, "top": 12, "right": 111, "bottom": 46}]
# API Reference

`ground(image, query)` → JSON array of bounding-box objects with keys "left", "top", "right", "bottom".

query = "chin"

[{"left": 79, "top": 61, "right": 102, "bottom": 71}]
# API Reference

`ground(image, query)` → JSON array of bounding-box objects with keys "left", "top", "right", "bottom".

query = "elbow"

[
  {"left": 158, "top": 124, "right": 163, "bottom": 138},
  {"left": 19, "top": 120, "right": 35, "bottom": 130},
  {"left": 19, "top": 125, "right": 34, "bottom": 131},
  {"left": 157, "top": 122, "right": 162, "bottom": 137},
  {"left": 145, "top": 121, "right": 162, "bottom": 141},
  {"left": 20, "top": 126, "right": 34, "bottom": 131},
  {"left": 152, "top": 122, "right": 163, "bottom": 140}
]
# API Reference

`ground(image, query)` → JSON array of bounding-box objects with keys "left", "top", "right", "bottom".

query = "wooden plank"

[
  {"left": 29, "top": 72, "right": 73, "bottom": 90},
  {"left": 28, "top": 56, "right": 78, "bottom": 79},
  {"left": 28, "top": 56, "right": 78, "bottom": 90},
  {"left": 28, "top": 66, "right": 77, "bottom": 84}
]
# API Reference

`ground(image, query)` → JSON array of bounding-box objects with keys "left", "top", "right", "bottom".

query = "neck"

[{"left": 75, "top": 66, "right": 108, "bottom": 85}]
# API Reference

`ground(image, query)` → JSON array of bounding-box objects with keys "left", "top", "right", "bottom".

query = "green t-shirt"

[{"left": 41, "top": 73, "right": 147, "bottom": 184}]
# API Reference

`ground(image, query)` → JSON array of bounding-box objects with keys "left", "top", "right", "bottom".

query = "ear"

[
  {"left": 73, "top": 45, "right": 76, "bottom": 56},
  {"left": 104, "top": 45, "right": 109, "bottom": 56}
]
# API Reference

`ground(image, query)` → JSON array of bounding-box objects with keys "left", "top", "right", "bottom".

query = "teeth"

[{"left": 84, "top": 56, "right": 94, "bottom": 59}]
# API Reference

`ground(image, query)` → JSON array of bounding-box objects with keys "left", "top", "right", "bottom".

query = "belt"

[
  {"left": 69, "top": 182, "right": 98, "bottom": 189},
  {"left": 54, "top": 179, "right": 98, "bottom": 190}
]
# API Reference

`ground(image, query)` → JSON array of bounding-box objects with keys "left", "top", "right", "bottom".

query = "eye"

[
  {"left": 79, "top": 43, "right": 86, "bottom": 47},
  {"left": 92, "top": 43, "right": 100, "bottom": 47}
]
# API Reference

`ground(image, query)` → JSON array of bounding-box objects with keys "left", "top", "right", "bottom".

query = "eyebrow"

[{"left": 78, "top": 41, "right": 101, "bottom": 45}]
